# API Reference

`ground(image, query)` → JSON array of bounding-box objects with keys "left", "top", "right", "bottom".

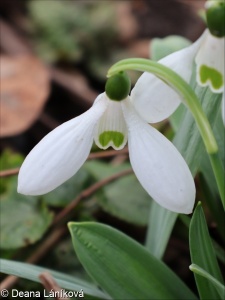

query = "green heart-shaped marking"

[
  {"left": 199, "top": 65, "right": 223, "bottom": 91},
  {"left": 99, "top": 131, "right": 124, "bottom": 148}
]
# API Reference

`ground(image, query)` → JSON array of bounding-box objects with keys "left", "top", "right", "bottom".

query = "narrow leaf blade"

[
  {"left": 145, "top": 202, "right": 177, "bottom": 258},
  {"left": 0, "top": 259, "right": 109, "bottom": 299},
  {"left": 189, "top": 203, "right": 224, "bottom": 299}
]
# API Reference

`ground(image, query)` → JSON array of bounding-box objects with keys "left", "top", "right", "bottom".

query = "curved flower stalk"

[{"left": 18, "top": 72, "right": 195, "bottom": 214}]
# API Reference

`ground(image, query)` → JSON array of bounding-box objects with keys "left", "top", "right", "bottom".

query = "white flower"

[
  {"left": 133, "top": 29, "right": 224, "bottom": 125},
  {"left": 18, "top": 78, "right": 196, "bottom": 214}
]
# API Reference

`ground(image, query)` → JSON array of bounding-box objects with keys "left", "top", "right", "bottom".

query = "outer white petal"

[
  {"left": 94, "top": 94, "right": 128, "bottom": 150},
  {"left": 122, "top": 98, "right": 196, "bottom": 214},
  {"left": 18, "top": 94, "right": 108, "bottom": 195},
  {"left": 131, "top": 31, "right": 207, "bottom": 123},
  {"left": 195, "top": 31, "right": 224, "bottom": 93}
]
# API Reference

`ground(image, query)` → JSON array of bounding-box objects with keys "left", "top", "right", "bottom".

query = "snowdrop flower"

[
  {"left": 18, "top": 71, "right": 195, "bottom": 214},
  {"left": 133, "top": 0, "right": 224, "bottom": 125}
]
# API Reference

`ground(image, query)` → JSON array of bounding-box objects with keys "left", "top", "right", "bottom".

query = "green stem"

[
  {"left": 107, "top": 58, "right": 224, "bottom": 206},
  {"left": 108, "top": 58, "right": 217, "bottom": 154},
  {"left": 209, "top": 153, "right": 225, "bottom": 209}
]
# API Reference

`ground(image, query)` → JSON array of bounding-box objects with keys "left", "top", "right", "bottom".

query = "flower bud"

[
  {"left": 105, "top": 71, "right": 131, "bottom": 101},
  {"left": 206, "top": 0, "right": 225, "bottom": 37}
]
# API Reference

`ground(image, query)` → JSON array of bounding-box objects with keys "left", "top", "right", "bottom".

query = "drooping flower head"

[
  {"left": 18, "top": 71, "right": 196, "bottom": 214},
  {"left": 196, "top": 0, "right": 224, "bottom": 93}
]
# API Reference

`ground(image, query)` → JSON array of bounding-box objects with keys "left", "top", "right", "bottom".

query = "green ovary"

[
  {"left": 99, "top": 131, "right": 124, "bottom": 148},
  {"left": 200, "top": 65, "right": 223, "bottom": 90}
]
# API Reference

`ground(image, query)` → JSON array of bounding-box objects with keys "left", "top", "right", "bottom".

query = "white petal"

[
  {"left": 195, "top": 31, "right": 224, "bottom": 93},
  {"left": 122, "top": 99, "right": 196, "bottom": 214},
  {"left": 131, "top": 31, "right": 207, "bottom": 123},
  {"left": 18, "top": 94, "right": 107, "bottom": 195},
  {"left": 94, "top": 94, "right": 128, "bottom": 150}
]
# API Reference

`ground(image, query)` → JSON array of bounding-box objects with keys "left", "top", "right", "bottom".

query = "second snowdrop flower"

[{"left": 132, "top": 0, "right": 224, "bottom": 125}]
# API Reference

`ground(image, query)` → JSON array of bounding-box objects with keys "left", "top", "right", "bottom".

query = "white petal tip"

[
  {"left": 175, "top": 202, "right": 194, "bottom": 215},
  {"left": 17, "top": 184, "right": 24, "bottom": 195},
  {"left": 157, "top": 192, "right": 195, "bottom": 215},
  {"left": 184, "top": 206, "right": 194, "bottom": 215},
  {"left": 163, "top": 185, "right": 196, "bottom": 215},
  {"left": 17, "top": 179, "right": 43, "bottom": 196}
]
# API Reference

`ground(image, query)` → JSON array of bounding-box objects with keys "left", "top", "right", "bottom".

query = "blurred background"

[
  {"left": 0, "top": 0, "right": 205, "bottom": 150},
  {"left": 0, "top": 0, "right": 206, "bottom": 298}
]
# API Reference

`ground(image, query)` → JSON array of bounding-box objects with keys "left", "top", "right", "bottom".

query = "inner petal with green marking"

[
  {"left": 199, "top": 65, "right": 223, "bottom": 91},
  {"left": 99, "top": 131, "right": 125, "bottom": 148},
  {"left": 94, "top": 95, "right": 128, "bottom": 150}
]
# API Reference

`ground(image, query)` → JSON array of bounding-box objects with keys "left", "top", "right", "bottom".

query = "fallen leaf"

[{"left": 0, "top": 55, "right": 50, "bottom": 137}]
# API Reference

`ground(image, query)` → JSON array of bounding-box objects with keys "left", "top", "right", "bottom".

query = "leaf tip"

[
  {"left": 68, "top": 222, "right": 89, "bottom": 239},
  {"left": 67, "top": 222, "right": 79, "bottom": 233},
  {"left": 189, "top": 264, "right": 195, "bottom": 272}
]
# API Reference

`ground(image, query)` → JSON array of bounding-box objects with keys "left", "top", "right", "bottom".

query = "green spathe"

[
  {"left": 99, "top": 131, "right": 124, "bottom": 148},
  {"left": 206, "top": 1, "right": 225, "bottom": 37},
  {"left": 105, "top": 71, "right": 131, "bottom": 101},
  {"left": 199, "top": 65, "right": 223, "bottom": 90}
]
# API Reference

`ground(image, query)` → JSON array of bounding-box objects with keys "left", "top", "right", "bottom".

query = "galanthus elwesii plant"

[
  {"left": 2, "top": 2, "right": 225, "bottom": 300},
  {"left": 18, "top": 70, "right": 196, "bottom": 214}
]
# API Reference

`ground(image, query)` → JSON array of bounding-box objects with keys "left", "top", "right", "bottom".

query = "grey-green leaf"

[
  {"left": 0, "top": 259, "right": 109, "bottom": 299},
  {"left": 145, "top": 201, "right": 177, "bottom": 259},
  {"left": 69, "top": 222, "right": 197, "bottom": 300},
  {"left": 189, "top": 203, "right": 224, "bottom": 299}
]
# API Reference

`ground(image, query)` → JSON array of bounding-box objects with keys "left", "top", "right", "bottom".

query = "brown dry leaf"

[{"left": 0, "top": 55, "right": 50, "bottom": 137}]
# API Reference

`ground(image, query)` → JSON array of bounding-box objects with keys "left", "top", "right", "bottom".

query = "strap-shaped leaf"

[
  {"left": 69, "top": 222, "right": 197, "bottom": 300},
  {"left": 145, "top": 202, "right": 177, "bottom": 259},
  {"left": 189, "top": 203, "right": 224, "bottom": 299},
  {"left": 0, "top": 259, "right": 109, "bottom": 299}
]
